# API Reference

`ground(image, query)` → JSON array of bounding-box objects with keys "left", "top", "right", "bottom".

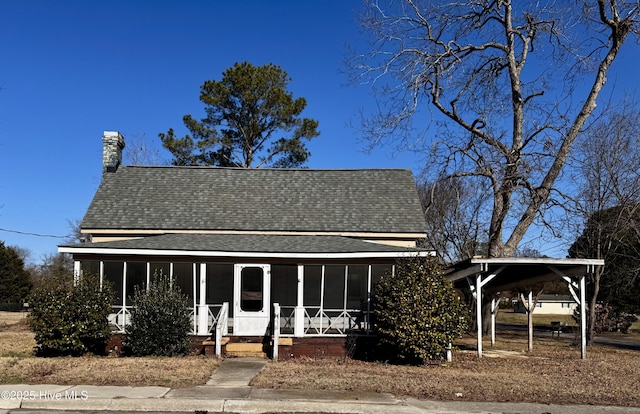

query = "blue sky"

[
  {"left": 0, "top": 1, "right": 638, "bottom": 263},
  {"left": 0, "top": 1, "right": 426, "bottom": 262}
]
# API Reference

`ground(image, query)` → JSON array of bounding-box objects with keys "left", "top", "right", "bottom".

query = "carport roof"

[{"left": 444, "top": 257, "right": 604, "bottom": 293}]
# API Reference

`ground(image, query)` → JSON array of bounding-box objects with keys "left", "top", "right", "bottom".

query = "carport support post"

[
  {"left": 490, "top": 298, "right": 497, "bottom": 346},
  {"left": 476, "top": 273, "right": 483, "bottom": 358},
  {"left": 580, "top": 274, "right": 587, "bottom": 359}
]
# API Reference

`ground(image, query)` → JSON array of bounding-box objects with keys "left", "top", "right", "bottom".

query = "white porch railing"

[
  {"left": 108, "top": 306, "right": 130, "bottom": 332},
  {"left": 109, "top": 305, "right": 205, "bottom": 334},
  {"left": 214, "top": 302, "right": 229, "bottom": 357},
  {"left": 274, "top": 306, "right": 370, "bottom": 336},
  {"left": 276, "top": 306, "right": 296, "bottom": 335}
]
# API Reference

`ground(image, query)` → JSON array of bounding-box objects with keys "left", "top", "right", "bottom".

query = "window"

[
  {"left": 562, "top": 302, "right": 571, "bottom": 308},
  {"left": 240, "top": 267, "right": 263, "bottom": 312}
]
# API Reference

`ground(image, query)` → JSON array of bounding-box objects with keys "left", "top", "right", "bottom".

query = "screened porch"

[{"left": 74, "top": 259, "right": 394, "bottom": 338}]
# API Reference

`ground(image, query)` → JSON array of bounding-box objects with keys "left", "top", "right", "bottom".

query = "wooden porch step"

[{"left": 225, "top": 342, "right": 267, "bottom": 358}]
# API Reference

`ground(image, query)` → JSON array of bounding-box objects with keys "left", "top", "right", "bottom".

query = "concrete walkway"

[{"left": 1, "top": 357, "right": 639, "bottom": 414}]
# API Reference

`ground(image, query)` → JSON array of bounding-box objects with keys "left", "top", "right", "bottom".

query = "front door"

[{"left": 233, "top": 264, "right": 270, "bottom": 336}]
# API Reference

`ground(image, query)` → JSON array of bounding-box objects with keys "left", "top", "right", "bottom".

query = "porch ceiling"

[{"left": 59, "top": 233, "right": 430, "bottom": 259}]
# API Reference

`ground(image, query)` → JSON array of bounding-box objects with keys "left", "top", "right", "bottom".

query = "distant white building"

[{"left": 513, "top": 294, "right": 577, "bottom": 315}]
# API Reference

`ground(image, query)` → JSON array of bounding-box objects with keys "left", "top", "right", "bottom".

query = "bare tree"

[
  {"left": 417, "top": 176, "right": 488, "bottom": 263},
  {"left": 569, "top": 104, "right": 640, "bottom": 342},
  {"left": 354, "top": 0, "right": 639, "bottom": 257},
  {"left": 123, "top": 133, "right": 165, "bottom": 166}
]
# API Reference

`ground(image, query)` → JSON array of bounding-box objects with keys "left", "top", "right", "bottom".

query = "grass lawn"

[
  {"left": 253, "top": 331, "right": 640, "bottom": 407},
  {"left": 0, "top": 312, "right": 218, "bottom": 388}
]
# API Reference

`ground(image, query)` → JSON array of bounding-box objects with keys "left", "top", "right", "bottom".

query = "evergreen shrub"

[
  {"left": 29, "top": 273, "right": 113, "bottom": 356},
  {"left": 124, "top": 273, "right": 192, "bottom": 356},
  {"left": 373, "top": 256, "right": 468, "bottom": 364}
]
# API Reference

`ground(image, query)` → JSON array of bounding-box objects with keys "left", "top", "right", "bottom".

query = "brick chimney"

[{"left": 102, "top": 131, "right": 125, "bottom": 174}]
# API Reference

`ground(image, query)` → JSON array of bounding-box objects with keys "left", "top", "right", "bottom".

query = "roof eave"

[{"left": 58, "top": 246, "right": 434, "bottom": 260}]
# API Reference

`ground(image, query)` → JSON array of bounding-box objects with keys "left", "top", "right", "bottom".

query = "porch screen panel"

[
  {"left": 149, "top": 262, "right": 170, "bottom": 279},
  {"left": 80, "top": 260, "right": 100, "bottom": 277},
  {"left": 303, "top": 265, "right": 322, "bottom": 306},
  {"left": 103, "top": 261, "right": 124, "bottom": 306},
  {"left": 371, "top": 265, "right": 393, "bottom": 295},
  {"left": 346, "top": 265, "right": 368, "bottom": 309},
  {"left": 271, "top": 265, "right": 297, "bottom": 307},
  {"left": 323, "top": 265, "right": 346, "bottom": 309},
  {"left": 206, "top": 264, "right": 234, "bottom": 317},
  {"left": 174, "top": 263, "right": 195, "bottom": 303},
  {"left": 125, "top": 262, "right": 146, "bottom": 306}
]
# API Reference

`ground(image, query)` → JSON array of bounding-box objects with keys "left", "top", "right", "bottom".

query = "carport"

[{"left": 444, "top": 258, "right": 604, "bottom": 359}]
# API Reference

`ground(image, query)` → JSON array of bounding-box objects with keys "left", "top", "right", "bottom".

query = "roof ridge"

[{"left": 120, "top": 165, "right": 413, "bottom": 172}]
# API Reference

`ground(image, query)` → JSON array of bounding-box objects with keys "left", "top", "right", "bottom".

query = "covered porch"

[{"left": 60, "top": 233, "right": 431, "bottom": 350}]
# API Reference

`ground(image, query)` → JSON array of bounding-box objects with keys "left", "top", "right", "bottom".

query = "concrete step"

[{"left": 225, "top": 342, "right": 267, "bottom": 358}]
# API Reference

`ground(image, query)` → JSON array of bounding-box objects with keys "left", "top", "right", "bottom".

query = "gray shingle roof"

[
  {"left": 62, "top": 233, "right": 422, "bottom": 255},
  {"left": 81, "top": 167, "right": 426, "bottom": 234}
]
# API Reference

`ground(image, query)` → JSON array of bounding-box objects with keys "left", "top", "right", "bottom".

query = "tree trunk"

[{"left": 588, "top": 267, "right": 602, "bottom": 345}]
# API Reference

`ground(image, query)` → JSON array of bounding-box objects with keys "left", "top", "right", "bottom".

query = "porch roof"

[{"left": 59, "top": 233, "right": 431, "bottom": 259}]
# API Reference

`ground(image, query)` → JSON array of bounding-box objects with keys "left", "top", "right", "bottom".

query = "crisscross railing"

[
  {"left": 303, "top": 307, "right": 363, "bottom": 335},
  {"left": 276, "top": 306, "right": 296, "bottom": 335},
  {"left": 108, "top": 306, "right": 130, "bottom": 332}
]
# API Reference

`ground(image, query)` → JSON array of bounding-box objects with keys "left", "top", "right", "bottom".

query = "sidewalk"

[{"left": 1, "top": 357, "right": 638, "bottom": 414}]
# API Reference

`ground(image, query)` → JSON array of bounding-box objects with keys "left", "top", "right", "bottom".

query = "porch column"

[
  {"left": 122, "top": 262, "right": 128, "bottom": 326},
  {"left": 73, "top": 261, "right": 81, "bottom": 285},
  {"left": 294, "top": 265, "right": 305, "bottom": 337},
  {"left": 99, "top": 261, "right": 104, "bottom": 291},
  {"left": 197, "top": 263, "right": 209, "bottom": 335}
]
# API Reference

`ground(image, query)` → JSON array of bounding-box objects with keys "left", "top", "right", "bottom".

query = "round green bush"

[
  {"left": 124, "top": 273, "right": 192, "bottom": 356},
  {"left": 29, "top": 273, "right": 113, "bottom": 356},
  {"left": 373, "top": 256, "right": 468, "bottom": 364}
]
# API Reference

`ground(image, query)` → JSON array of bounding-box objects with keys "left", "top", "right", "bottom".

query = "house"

[
  {"left": 513, "top": 294, "right": 577, "bottom": 315},
  {"left": 59, "top": 131, "right": 430, "bottom": 358}
]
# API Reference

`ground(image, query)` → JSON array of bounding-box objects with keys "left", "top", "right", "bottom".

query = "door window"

[{"left": 241, "top": 267, "right": 263, "bottom": 312}]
